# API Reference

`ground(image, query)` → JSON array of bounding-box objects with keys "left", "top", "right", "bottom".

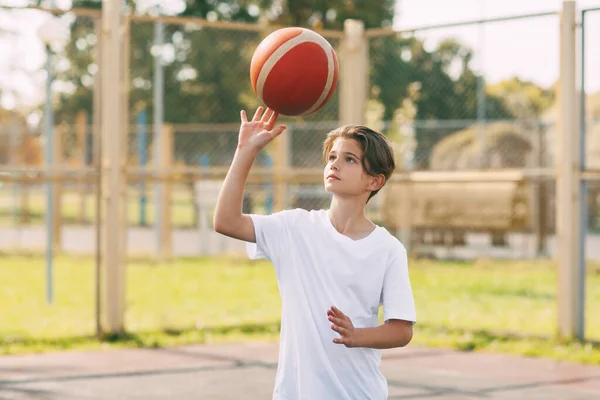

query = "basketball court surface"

[{"left": 1, "top": 342, "right": 599, "bottom": 399}]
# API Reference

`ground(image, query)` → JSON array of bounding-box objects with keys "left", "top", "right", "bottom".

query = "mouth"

[{"left": 326, "top": 174, "right": 340, "bottom": 181}]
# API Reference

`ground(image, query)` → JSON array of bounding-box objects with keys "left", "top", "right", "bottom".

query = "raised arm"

[{"left": 213, "top": 107, "right": 286, "bottom": 242}]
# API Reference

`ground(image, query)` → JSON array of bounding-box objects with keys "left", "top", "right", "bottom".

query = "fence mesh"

[
  {"left": 368, "top": 14, "right": 558, "bottom": 170},
  {"left": 583, "top": 8, "right": 600, "bottom": 343},
  {"left": 2, "top": 5, "right": 600, "bottom": 344},
  {"left": 583, "top": 10, "right": 600, "bottom": 170},
  {"left": 0, "top": 8, "right": 99, "bottom": 235},
  {"left": 0, "top": 8, "right": 574, "bottom": 255},
  {"left": 585, "top": 181, "right": 600, "bottom": 342},
  {"left": 0, "top": 8, "right": 577, "bottom": 256}
]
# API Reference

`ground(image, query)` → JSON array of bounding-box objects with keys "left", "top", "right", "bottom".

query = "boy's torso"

[{"left": 272, "top": 209, "right": 393, "bottom": 400}]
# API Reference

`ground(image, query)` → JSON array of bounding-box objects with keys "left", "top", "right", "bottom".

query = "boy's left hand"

[{"left": 328, "top": 306, "right": 357, "bottom": 347}]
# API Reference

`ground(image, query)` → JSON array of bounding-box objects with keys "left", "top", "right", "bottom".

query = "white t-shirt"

[{"left": 246, "top": 208, "right": 416, "bottom": 400}]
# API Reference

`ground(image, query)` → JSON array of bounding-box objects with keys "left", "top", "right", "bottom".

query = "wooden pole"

[
  {"left": 93, "top": 17, "right": 102, "bottom": 337},
  {"left": 157, "top": 124, "right": 173, "bottom": 261},
  {"left": 398, "top": 183, "right": 412, "bottom": 251},
  {"left": 100, "top": 0, "right": 126, "bottom": 334},
  {"left": 76, "top": 110, "right": 87, "bottom": 224},
  {"left": 273, "top": 126, "right": 289, "bottom": 212},
  {"left": 339, "top": 19, "right": 368, "bottom": 126},
  {"left": 556, "top": 0, "right": 584, "bottom": 340}
]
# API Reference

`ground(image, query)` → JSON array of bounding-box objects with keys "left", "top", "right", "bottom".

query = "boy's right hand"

[{"left": 238, "top": 106, "right": 287, "bottom": 154}]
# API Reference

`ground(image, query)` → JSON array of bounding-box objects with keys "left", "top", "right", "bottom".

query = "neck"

[{"left": 327, "top": 196, "right": 374, "bottom": 238}]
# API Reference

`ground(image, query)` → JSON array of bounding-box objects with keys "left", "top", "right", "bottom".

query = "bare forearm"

[
  {"left": 213, "top": 107, "right": 285, "bottom": 241},
  {"left": 354, "top": 321, "right": 413, "bottom": 349},
  {"left": 213, "top": 146, "right": 257, "bottom": 231}
]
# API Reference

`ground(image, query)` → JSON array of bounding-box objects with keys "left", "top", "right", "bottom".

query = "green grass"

[{"left": 2, "top": 254, "right": 600, "bottom": 364}]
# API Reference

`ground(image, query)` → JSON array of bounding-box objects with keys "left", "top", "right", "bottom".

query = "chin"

[
  {"left": 324, "top": 182, "right": 338, "bottom": 194},
  {"left": 325, "top": 186, "right": 347, "bottom": 198}
]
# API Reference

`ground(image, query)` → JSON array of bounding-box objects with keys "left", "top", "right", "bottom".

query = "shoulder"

[
  {"left": 279, "top": 208, "right": 332, "bottom": 233},
  {"left": 266, "top": 208, "right": 307, "bottom": 218},
  {"left": 283, "top": 207, "right": 312, "bottom": 220},
  {"left": 374, "top": 226, "right": 408, "bottom": 261},
  {"left": 264, "top": 208, "right": 313, "bottom": 225}
]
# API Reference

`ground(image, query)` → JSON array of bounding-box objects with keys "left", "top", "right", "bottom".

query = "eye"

[
  {"left": 328, "top": 154, "right": 336, "bottom": 161},
  {"left": 347, "top": 157, "right": 356, "bottom": 163}
]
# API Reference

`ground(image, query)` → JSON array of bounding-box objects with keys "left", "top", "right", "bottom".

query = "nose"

[{"left": 329, "top": 156, "right": 341, "bottom": 170}]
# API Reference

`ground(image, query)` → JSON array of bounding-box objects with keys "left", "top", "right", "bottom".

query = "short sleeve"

[
  {"left": 381, "top": 245, "right": 416, "bottom": 324},
  {"left": 246, "top": 210, "right": 296, "bottom": 264}
]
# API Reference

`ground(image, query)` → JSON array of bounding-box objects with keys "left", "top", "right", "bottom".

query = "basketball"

[{"left": 250, "top": 27, "right": 339, "bottom": 116}]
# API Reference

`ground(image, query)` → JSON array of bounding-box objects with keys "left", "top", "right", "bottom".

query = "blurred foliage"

[{"left": 44, "top": 0, "right": 557, "bottom": 169}]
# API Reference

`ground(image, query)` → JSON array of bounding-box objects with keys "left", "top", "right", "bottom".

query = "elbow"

[
  {"left": 213, "top": 220, "right": 229, "bottom": 236},
  {"left": 397, "top": 325, "right": 413, "bottom": 348},
  {"left": 401, "top": 329, "right": 413, "bottom": 347},
  {"left": 213, "top": 214, "right": 227, "bottom": 235},
  {"left": 386, "top": 319, "right": 413, "bottom": 348},
  {"left": 213, "top": 215, "right": 238, "bottom": 237}
]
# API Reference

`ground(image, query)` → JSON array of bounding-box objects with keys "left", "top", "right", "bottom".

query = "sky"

[
  {"left": 0, "top": 0, "right": 599, "bottom": 117},
  {"left": 395, "top": 0, "right": 600, "bottom": 90}
]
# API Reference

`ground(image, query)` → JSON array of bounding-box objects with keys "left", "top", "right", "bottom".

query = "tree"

[
  {"left": 369, "top": 36, "right": 513, "bottom": 168},
  {"left": 487, "top": 78, "right": 555, "bottom": 120},
  {"left": 258, "top": 0, "right": 395, "bottom": 30},
  {"left": 53, "top": 1, "right": 534, "bottom": 171},
  {"left": 52, "top": 0, "right": 398, "bottom": 169}
]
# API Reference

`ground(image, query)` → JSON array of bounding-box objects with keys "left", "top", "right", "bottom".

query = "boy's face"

[{"left": 324, "top": 138, "right": 382, "bottom": 198}]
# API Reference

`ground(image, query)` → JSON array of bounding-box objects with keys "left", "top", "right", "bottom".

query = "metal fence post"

[
  {"left": 52, "top": 125, "right": 62, "bottom": 251},
  {"left": 153, "top": 19, "right": 165, "bottom": 260}
]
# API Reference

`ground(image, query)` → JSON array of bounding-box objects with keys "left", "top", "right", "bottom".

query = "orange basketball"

[{"left": 250, "top": 27, "right": 339, "bottom": 116}]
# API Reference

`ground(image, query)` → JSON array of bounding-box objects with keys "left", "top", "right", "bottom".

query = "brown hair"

[{"left": 322, "top": 125, "right": 396, "bottom": 201}]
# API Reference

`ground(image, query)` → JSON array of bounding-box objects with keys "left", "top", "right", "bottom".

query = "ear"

[{"left": 368, "top": 174, "right": 386, "bottom": 192}]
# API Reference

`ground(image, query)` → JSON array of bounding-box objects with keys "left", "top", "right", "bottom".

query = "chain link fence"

[
  {"left": 0, "top": 6, "right": 99, "bottom": 249},
  {"left": 583, "top": 8, "right": 600, "bottom": 237},
  {"left": 1, "top": 4, "right": 599, "bottom": 342},
  {"left": 368, "top": 14, "right": 558, "bottom": 170},
  {"left": 0, "top": 7, "right": 586, "bottom": 260},
  {"left": 582, "top": 8, "right": 600, "bottom": 342},
  {"left": 366, "top": 13, "right": 562, "bottom": 259}
]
